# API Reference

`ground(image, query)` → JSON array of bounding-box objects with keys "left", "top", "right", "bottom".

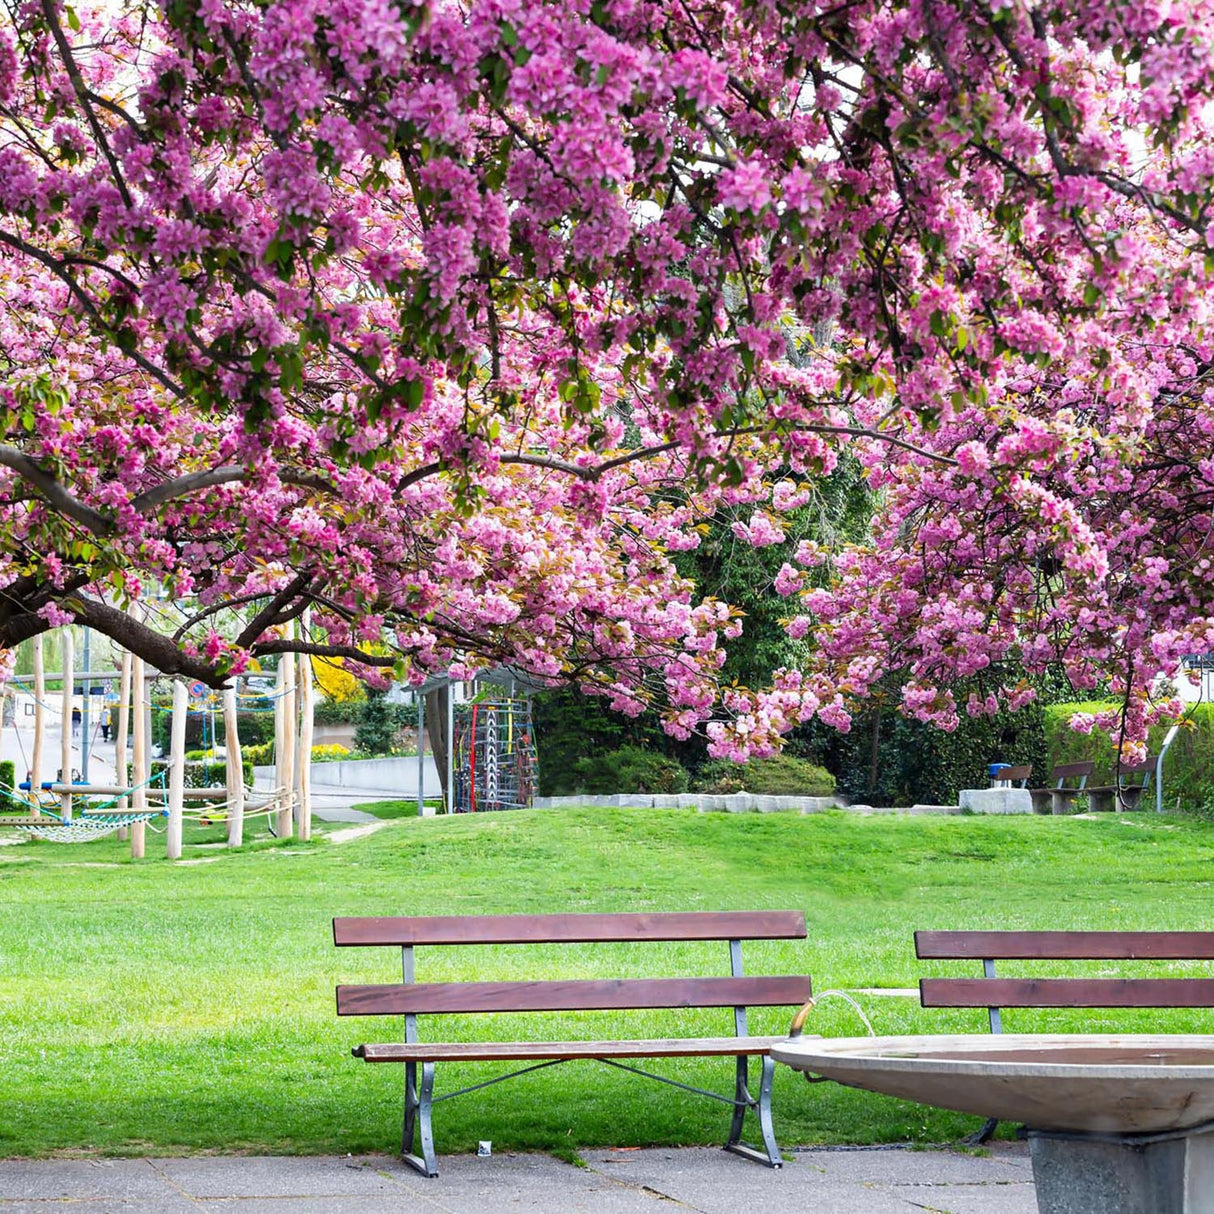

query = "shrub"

[
  {"left": 571, "top": 746, "right": 689, "bottom": 795},
  {"left": 150, "top": 759, "right": 253, "bottom": 790},
  {"left": 532, "top": 687, "right": 684, "bottom": 796},
  {"left": 229, "top": 710, "right": 277, "bottom": 747},
  {"left": 311, "top": 743, "right": 350, "bottom": 762},
  {"left": 0, "top": 759, "right": 15, "bottom": 790},
  {"left": 313, "top": 697, "right": 362, "bottom": 726},
  {"left": 242, "top": 741, "right": 273, "bottom": 766},
  {"left": 693, "top": 754, "right": 835, "bottom": 796},
  {"left": 353, "top": 688, "right": 397, "bottom": 756}
]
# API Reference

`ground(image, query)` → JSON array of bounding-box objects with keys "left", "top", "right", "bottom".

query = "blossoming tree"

[{"left": 1, "top": 0, "right": 1213, "bottom": 755}]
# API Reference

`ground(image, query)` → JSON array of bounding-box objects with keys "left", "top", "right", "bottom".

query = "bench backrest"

[
  {"left": 995, "top": 764, "right": 1032, "bottom": 787},
  {"left": 915, "top": 930, "right": 1214, "bottom": 1032},
  {"left": 334, "top": 911, "right": 807, "bottom": 947},
  {"left": 335, "top": 911, "right": 810, "bottom": 1022},
  {"left": 1051, "top": 761, "right": 1093, "bottom": 788},
  {"left": 1113, "top": 755, "right": 1158, "bottom": 789}
]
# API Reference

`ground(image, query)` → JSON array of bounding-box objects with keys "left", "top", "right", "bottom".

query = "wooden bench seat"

[
  {"left": 915, "top": 929, "right": 1214, "bottom": 1140},
  {"left": 1083, "top": 756, "right": 1157, "bottom": 812},
  {"left": 334, "top": 910, "right": 811, "bottom": 1176},
  {"left": 354, "top": 1037, "right": 788, "bottom": 1063}
]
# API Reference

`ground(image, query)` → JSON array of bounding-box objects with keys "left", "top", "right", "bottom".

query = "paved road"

[{"left": 0, "top": 1145, "right": 1037, "bottom": 1212}]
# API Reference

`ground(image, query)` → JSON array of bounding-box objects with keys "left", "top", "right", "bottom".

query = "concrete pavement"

[{"left": 0, "top": 1145, "right": 1037, "bottom": 1212}]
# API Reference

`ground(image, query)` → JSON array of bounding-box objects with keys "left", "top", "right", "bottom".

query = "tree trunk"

[{"left": 425, "top": 687, "right": 450, "bottom": 802}]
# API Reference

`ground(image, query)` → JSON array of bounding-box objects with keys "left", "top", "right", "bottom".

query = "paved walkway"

[{"left": 0, "top": 1145, "right": 1037, "bottom": 1212}]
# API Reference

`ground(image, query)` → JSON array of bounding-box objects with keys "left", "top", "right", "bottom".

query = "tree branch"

[{"left": 0, "top": 445, "right": 114, "bottom": 535}]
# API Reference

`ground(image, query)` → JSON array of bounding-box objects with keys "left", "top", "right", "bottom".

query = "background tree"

[{"left": 2, "top": 1, "right": 1214, "bottom": 756}]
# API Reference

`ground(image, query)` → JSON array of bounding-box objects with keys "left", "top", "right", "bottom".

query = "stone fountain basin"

[{"left": 772, "top": 1034, "right": 1214, "bottom": 1134}]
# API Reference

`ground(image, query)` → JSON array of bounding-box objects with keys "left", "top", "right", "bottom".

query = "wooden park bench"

[
  {"left": 1084, "top": 756, "right": 1157, "bottom": 812},
  {"left": 990, "top": 763, "right": 1032, "bottom": 787},
  {"left": 915, "top": 929, "right": 1214, "bottom": 1140},
  {"left": 1028, "top": 761, "right": 1094, "bottom": 814},
  {"left": 334, "top": 910, "right": 811, "bottom": 1176}
]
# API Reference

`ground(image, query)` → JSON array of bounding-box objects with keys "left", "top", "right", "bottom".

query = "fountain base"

[{"left": 1029, "top": 1124, "right": 1214, "bottom": 1214}]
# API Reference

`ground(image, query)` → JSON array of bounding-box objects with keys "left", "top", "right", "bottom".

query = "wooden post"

[
  {"left": 282, "top": 629, "right": 297, "bottom": 837},
  {"left": 297, "top": 646, "right": 314, "bottom": 841},
  {"left": 446, "top": 686, "right": 454, "bottom": 815},
  {"left": 60, "top": 628, "right": 73, "bottom": 821},
  {"left": 274, "top": 654, "right": 292, "bottom": 838},
  {"left": 30, "top": 634, "right": 44, "bottom": 817},
  {"left": 130, "top": 654, "right": 146, "bottom": 859},
  {"left": 416, "top": 693, "right": 425, "bottom": 818},
  {"left": 222, "top": 687, "right": 244, "bottom": 848},
  {"left": 167, "top": 679, "right": 187, "bottom": 859},
  {"left": 115, "top": 653, "right": 131, "bottom": 842}
]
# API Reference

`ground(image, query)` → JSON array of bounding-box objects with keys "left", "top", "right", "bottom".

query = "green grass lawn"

[
  {"left": 351, "top": 799, "right": 442, "bottom": 819},
  {"left": 4, "top": 806, "right": 1214, "bottom": 1159}
]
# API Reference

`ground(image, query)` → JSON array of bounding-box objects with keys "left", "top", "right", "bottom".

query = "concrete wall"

[
  {"left": 532, "top": 793, "right": 842, "bottom": 813},
  {"left": 254, "top": 754, "right": 442, "bottom": 796},
  {"left": 958, "top": 787, "right": 1033, "bottom": 814},
  {"left": 312, "top": 723, "right": 356, "bottom": 748}
]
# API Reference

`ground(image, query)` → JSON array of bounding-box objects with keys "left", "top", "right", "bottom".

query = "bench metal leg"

[
  {"left": 966, "top": 1117, "right": 999, "bottom": 1146},
  {"left": 402, "top": 1061, "right": 437, "bottom": 1177},
  {"left": 724, "top": 1054, "right": 781, "bottom": 1168},
  {"left": 726, "top": 1055, "right": 748, "bottom": 1149}
]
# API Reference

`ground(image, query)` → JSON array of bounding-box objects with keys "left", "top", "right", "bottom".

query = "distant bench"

[
  {"left": 334, "top": 911, "right": 812, "bottom": 1176},
  {"left": 1026, "top": 759, "right": 1156, "bottom": 814},
  {"left": 915, "top": 929, "right": 1214, "bottom": 1140}
]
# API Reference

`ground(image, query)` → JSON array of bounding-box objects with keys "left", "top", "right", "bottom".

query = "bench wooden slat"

[
  {"left": 1088, "top": 756, "right": 1157, "bottom": 780},
  {"left": 334, "top": 911, "right": 807, "bottom": 947},
  {"left": 995, "top": 765, "right": 1032, "bottom": 782},
  {"left": 921, "top": 977, "right": 1214, "bottom": 1008},
  {"left": 916, "top": 930, "right": 1214, "bottom": 960},
  {"left": 353, "top": 1036, "right": 795, "bottom": 1062},
  {"left": 1050, "top": 762, "right": 1095, "bottom": 780},
  {"left": 337, "top": 975, "right": 811, "bottom": 1016}
]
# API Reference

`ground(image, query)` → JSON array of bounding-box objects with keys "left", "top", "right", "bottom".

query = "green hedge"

[
  {"left": 313, "top": 698, "right": 362, "bottom": 726},
  {"left": 693, "top": 754, "right": 835, "bottom": 796},
  {"left": 1044, "top": 701, "right": 1214, "bottom": 812},
  {"left": 797, "top": 695, "right": 1054, "bottom": 807},
  {"left": 570, "top": 746, "right": 690, "bottom": 795},
  {"left": 150, "top": 759, "right": 254, "bottom": 790},
  {"left": 151, "top": 705, "right": 278, "bottom": 753}
]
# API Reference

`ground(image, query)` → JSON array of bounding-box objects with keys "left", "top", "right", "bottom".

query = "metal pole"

[
  {"left": 1157, "top": 724, "right": 1181, "bottom": 814},
  {"left": 80, "top": 627, "right": 91, "bottom": 782}
]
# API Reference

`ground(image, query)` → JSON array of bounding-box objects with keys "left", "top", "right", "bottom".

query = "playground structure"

[
  {"left": 0, "top": 617, "right": 316, "bottom": 859},
  {"left": 451, "top": 697, "right": 537, "bottom": 813}
]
